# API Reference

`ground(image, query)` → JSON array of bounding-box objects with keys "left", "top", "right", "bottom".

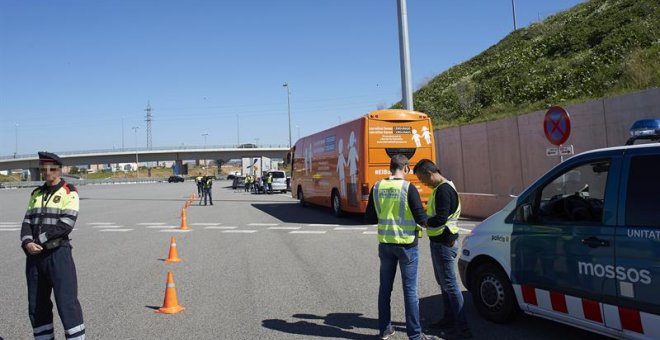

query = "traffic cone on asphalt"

[
  {"left": 155, "top": 271, "right": 185, "bottom": 314},
  {"left": 164, "top": 236, "right": 182, "bottom": 263},
  {"left": 180, "top": 208, "right": 189, "bottom": 230}
]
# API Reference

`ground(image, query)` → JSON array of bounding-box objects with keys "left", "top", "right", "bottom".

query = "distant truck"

[
  {"left": 241, "top": 157, "right": 272, "bottom": 177},
  {"left": 289, "top": 109, "right": 436, "bottom": 216}
]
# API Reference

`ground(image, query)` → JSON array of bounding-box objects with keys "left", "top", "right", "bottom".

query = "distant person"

[
  {"left": 413, "top": 159, "right": 471, "bottom": 339},
  {"left": 195, "top": 173, "right": 203, "bottom": 196},
  {"left": 20, "top": 152, "right": 86, "bottom": 340},
  {"left": 245, "top": 175, "right": 252, "bottom": 192},
  {"left": 266, "top": 173, "right": 273, "bottom": 194},
  {"left": 365, "top": 154, "right": 437, "bottom": 340},
  {"left": 202, "top": 176, "right": 213, "bottom": 206}
]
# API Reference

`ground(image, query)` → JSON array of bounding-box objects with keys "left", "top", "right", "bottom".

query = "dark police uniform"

[{"left": 20, "top": 152, "right": 85, "bottom": 340}]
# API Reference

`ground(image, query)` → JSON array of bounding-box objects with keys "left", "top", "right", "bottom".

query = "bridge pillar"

[{"left": 30, "top": 168, "right": 41, "bottom": 181}]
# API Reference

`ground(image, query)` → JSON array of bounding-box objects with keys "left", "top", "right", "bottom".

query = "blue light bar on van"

[{"left": 625, "top": 119, "right": 660, "bottom": 145}]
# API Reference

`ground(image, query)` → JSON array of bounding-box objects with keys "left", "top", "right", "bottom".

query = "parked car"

[{"left": 168, "top": 175, "right": 185, "bottom": 183}]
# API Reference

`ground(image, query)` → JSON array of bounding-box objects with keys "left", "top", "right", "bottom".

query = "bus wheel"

[
  {"left": 297, "top": 187, "right": 306, "bottom": 207},
  {"left": 471, "top": 263, "right": 519, "bottom": 323},
  {"left": 331, "top": 190, "right": 343, "bottom": 217}
]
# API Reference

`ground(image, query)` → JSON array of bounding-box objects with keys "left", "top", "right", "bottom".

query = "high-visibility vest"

[
  {"left": 426, "top": 180, "right": 461, "bottom": 237},
  {"left": 22, "top": 181, "right": 79, "bottom": 245},
  {"left": 373, "top": 179, "right": 418, "bottom": 244},
  {"left": 266, "top": 175, "right": 272, "bottom": 184}
]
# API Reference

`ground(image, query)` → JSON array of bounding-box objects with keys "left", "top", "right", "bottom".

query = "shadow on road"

[
  {"left": 252, "top": 203, "right": 366, "bottom": 225},
  {"left": 262, "top": 313, "right": 405, "bottom": 339}
]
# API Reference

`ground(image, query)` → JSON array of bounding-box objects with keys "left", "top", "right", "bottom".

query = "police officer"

[
  {"left": 365, "top": 154, "right": 437, "bottom": 340},
  {"left": 413, "top": 159, "right": 471, "bottom": 339},
  {"left": 202, "top": 175, "right": 213, "bottom": 205},
  {"left": 195, "top": 173, "right": 203, "bottom": 196},
  {"left": 20, "top": 152, "right": 85, "bottom": 340},
  {"left": 245, "top": 175, "right": 252, "bottom": 193},
  {"left": 266, "top": 172, "right": 273, "bottom": 194}
]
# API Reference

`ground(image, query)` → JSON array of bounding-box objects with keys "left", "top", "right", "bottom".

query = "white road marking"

[
  {"left": 248, "top": 223, "right": 279, "bottom": 226},
  {"left": 92, "top": 225, "right": 125, "bottom": 229},
  {"left": 0, "top": 222, "right": 19, "bottom": 225},
  {"left": 146, "top": 225, "right": 178, "bottom": 229},
  {"left": 289, "top": 231, "right": 327, "bottom": 234},
  {"left": 267, "top": 226, "right": 301, "bottom": 230},
  {"left": 0, "top": 228, "right": 20, "bottom": 231},
  {"left": 0, "top": 224, "right": 20, "bottom": 228},
  {"left": 362, "top": 231, "right": 377, "bottom": 235},
  {"left": 192, "top": 223, "right": 222, "bottom": 226},
  {"left": 87, "top": 222, "right": 115, "bottom": 225},
  {"left": 159, "top": 229, "right": 192, "bottom": 233},
  {"left": 307, "top": 224, "right": 340, "bottom": 227},
  {"left": 222, "top": 230, "right": 257, "bottom": 233},
  {"left": 99, "top": 229, "right": 133, "bottom": 232},
  {"left": 137, "top": 222, "right": 166, "bottom": 225},
  {"left": 334, "top": 227, "right": 368, "bottom": 230},
  {"left": 204, "top": 226, "right": 238, "bottom": 230}
]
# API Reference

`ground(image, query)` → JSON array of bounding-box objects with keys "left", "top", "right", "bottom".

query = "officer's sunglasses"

[{"left": 40, "top": 165, "right": 61, "bottom": 172}]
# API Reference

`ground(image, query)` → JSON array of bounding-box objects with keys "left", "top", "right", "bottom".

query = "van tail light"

[{"left": 361, "top": 183, "right": 370, "bottom": 200}]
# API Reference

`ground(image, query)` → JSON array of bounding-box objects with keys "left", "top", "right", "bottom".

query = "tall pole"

[
  {"left": 236, "top": 114, "right": 240, "bottom": 146},
  {"left": 283, "top": 83, "right": 292, "bottom": 149},
  {"left": 14, "top": 123, "right": 18, "bottom": 158},
  {"left": 397, "top": 0, "right": 414, "bottom": 110},
  {"left": 132, "top": 126, "right": 139, "bottom": 178},
  {"left": 511, "top": 0, "right": 518, "bottom": 30},
  {"left": 202, "top": 133, "right": 208, "bottom": 175}
]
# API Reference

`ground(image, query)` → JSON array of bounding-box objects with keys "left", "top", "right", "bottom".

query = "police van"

[{"left": 458, "top": 119, "right": 660, "bottom": 339}]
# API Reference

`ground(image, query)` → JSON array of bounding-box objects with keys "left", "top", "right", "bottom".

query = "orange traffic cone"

[
  {"left": 180, "top": 208, "right": 189, "bottom": 230},
  {"left": 164, "top": 236, "right": 182, "bottom": 263},
  {"left": 155, "top": 271, "right": 185, "bottom": 314}
]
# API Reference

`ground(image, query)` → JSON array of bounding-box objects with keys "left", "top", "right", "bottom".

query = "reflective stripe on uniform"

[
  {"left": 66, "top": 335, "right": 85, "bottom": 340},
  {"left": 65, "top": 324, "right": 85, "bottom": 335},
  {"left": 378, "top": 228, "right": 417, "bottom": 237},
  {"left": 33, "top": 323, "right": 54, "bottom": 334},
  {"left": 35, "top": 334, "right": 54, "bottom": 340}
]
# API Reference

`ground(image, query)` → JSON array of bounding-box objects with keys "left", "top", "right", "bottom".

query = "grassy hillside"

[{"left": 395, "top": 0, "right": 660, "bottom": 127}]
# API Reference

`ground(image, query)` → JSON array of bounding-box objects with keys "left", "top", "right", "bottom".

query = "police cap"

[{"left": 38, "top": 151, "right": 64, "bottom": 166}]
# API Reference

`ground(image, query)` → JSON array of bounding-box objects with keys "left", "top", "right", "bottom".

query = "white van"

[
  {"left": 458, "top": 119, "right": 660, "bottom": 339},
  {"left": 266, "top": 170, "right": 287, "bottom": 193}
]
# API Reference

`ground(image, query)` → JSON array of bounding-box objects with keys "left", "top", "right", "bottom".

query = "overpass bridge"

[{"left": 0, "top": 145, "right": 290, "bottom": 180}]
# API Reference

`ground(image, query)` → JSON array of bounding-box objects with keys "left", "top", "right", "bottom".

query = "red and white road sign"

[{"left": 544, "top": 106, "right": 571, "bottom": 146}]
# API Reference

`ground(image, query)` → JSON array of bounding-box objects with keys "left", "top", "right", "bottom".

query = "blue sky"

[{"left": 0, "top": 0, "right": 584, "bottom": 156}]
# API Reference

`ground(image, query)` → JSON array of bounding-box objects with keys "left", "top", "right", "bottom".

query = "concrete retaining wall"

[{"left": 435, "top": 88, "right": 660, "bottom": 218}]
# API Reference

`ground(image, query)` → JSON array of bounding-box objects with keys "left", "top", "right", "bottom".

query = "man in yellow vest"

[
  {"left": 365, "top": 154, "right": 438, "bottom": 340},
  {"left": 20, "top": 152, "right": 85, "bottom": 340},
  {"left": 413, "top": 159, "right": 471, "bottom": 339}
]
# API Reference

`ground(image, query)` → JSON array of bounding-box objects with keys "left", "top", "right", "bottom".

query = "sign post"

[{"left": 544, "top": 106, "right": 572, "bottom": 162}]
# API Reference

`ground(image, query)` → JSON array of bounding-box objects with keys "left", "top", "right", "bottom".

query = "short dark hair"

[
  {"left": 390, "top": 154, "right": 409, "bottom": 173},
  {"left": 413, "top": 158, "right": 442, "bottom": 176}
]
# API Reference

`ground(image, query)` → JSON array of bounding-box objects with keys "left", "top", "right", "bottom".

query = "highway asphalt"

[{"left": 0, "top": 180, "right": 605, "bottom": 339}]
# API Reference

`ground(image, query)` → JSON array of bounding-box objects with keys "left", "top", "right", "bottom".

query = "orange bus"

[{"left": 289, "top": 109, "right": 436, "bottom": 216}]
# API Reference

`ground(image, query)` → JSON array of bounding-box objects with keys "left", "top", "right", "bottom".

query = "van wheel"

[
  {"left": 331, "top": 190, "right": 343, "bottom": 217},
  {"left": 297, "top": 187, "right": 306, "bottom": 207},
  {"left": 471, "top": 263, "right": 519, "bottom": 323}
]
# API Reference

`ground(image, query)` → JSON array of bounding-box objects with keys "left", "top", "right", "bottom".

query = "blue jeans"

[
  {"left": 430, "top": 241, "right": 468, "bottom": 331},
  {"left": 378, "top": 243, "right": 421, "bottom": 340}
]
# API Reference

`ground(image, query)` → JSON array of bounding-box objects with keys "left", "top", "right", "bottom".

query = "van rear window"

[{"left": 270, "top": 172, "right": 285, "bottom": 178}]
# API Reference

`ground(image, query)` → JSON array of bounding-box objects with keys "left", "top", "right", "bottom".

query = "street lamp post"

[
  {"left": 202, "top": 133, "right": 209, "bottom": 175},
  {"left": 282, "top": 83, "right": 292, "bottom": 149},
  {"left": 511, "top": 0, "right": 518, "bottom": 30},
  {"left": 132, "top": 126, "right": 140, "bottom": 178},
  {"left": 14, "top": 123, "right": 18, "bottom": 158},
  {"left": 397, "top": 0, "right": 414, "bottom": 110}
]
